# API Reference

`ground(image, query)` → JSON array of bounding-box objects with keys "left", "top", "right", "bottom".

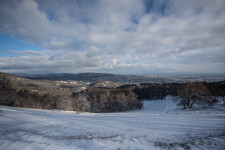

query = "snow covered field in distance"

[{"left": 0, "top": 96, "right": 225, "bottom": 150}]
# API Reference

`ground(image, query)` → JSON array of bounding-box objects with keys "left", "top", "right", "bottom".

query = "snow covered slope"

[{"left": 0, "top": 96, "right": 225, "bottom": 150}]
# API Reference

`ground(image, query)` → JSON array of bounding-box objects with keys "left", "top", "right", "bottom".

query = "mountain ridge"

[{"left": 20, "top": 72, "right": 225, "bottom": 83}]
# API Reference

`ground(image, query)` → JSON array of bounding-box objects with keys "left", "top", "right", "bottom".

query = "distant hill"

[
  {"left": 22, "top": 73, "right": 150, "bottom": 83},
  {"left": 22, "top": 73, "right": 114, "bottom": 81},
  {"left": 21, "top": 72, "right": 225, "bottom": 83},
  {"left": 0, "top": 72, "right": 142, "bottom": 112}
]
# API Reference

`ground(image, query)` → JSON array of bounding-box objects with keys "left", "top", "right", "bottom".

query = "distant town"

[{"left": 19, "top": 72, "right": 225, "bottom": 92}]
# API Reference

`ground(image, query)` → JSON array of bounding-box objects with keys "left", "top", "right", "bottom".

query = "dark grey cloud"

[{"left": 0, "top": 0, "right": 224, "bottom": 74}]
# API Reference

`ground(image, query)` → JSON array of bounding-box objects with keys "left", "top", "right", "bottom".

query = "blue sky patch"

[{"left": 0, "top": 33, "right": 43, "bottom": 57}]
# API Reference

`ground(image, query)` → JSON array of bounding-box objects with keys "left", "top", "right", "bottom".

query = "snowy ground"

[{"left": 0, "top": 96, "right": 225, "bottom": 150}]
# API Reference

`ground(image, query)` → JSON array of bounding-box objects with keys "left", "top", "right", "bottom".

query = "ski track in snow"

[{"left": 0, "top": 96, "right": 225, "bottom": 150}]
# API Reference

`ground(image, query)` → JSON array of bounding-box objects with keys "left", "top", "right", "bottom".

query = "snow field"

[{"left": 0, "top": 96, "right": 225, "bottom": 150}]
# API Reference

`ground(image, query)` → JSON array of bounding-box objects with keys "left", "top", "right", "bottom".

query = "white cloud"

[{"left": 0, "top": 0, "right": 224, "bottom": 74}]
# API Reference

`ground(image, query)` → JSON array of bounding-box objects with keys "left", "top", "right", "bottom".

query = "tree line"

[
  {"left": 1, "top": 72, "right": 224, "bottom": 111},
  {"left": 132, "top": 81, "right": 225, "bottom": 109}
]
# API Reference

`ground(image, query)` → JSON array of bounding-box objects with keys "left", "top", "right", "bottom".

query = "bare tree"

[
  {"left": 176, "top": 82, "right": 213, "bottom": 109},
  {"left": 0, "top": 75, "right": 11, "bottom": 89}
]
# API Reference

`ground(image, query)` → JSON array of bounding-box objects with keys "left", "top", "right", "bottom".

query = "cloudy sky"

[{"left": 0, "top": 0, "right": 224, "bottom": 74}]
